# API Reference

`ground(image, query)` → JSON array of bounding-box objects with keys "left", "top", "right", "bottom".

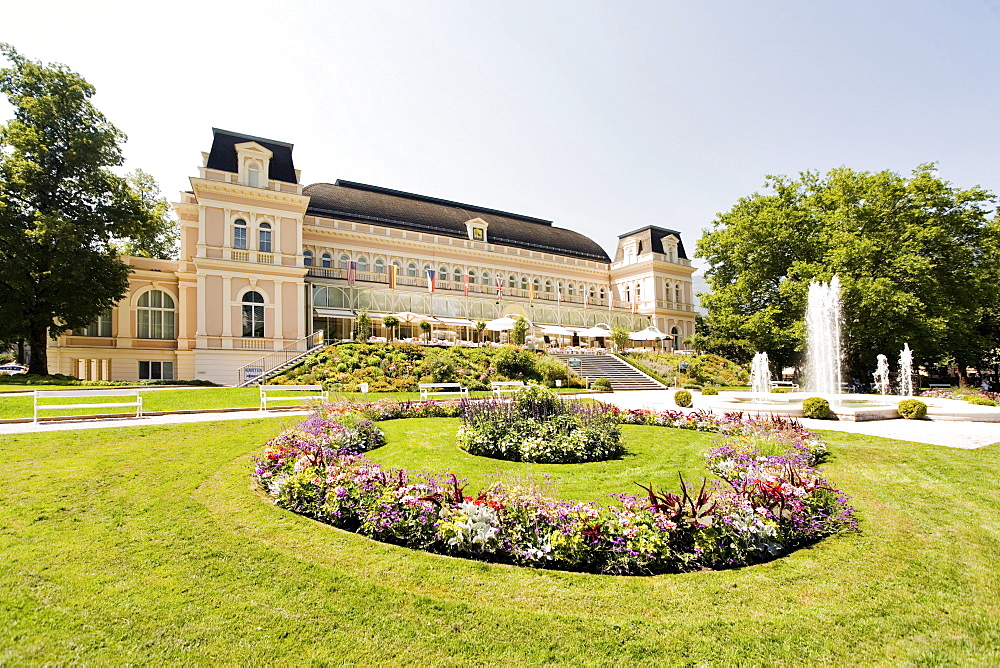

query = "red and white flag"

[
  {"left": 495, "top": 276, "right": 504, "bottom": 299},
  {"left": 426, "top": 268, "right": 436, "bottom": 293},
  {"left": 347, "top": 261, "right": 357, "bottom": 286},
  {"left": 462, "top": 273, "right": 469, "bottom": 297}
]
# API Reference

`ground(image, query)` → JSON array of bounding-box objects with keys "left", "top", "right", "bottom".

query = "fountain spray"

[
  {"left": 873, "top": 354, "right": 890, "bottom": 395},
  {"left": 806, "top": 276, "right": 842, "bottom": 397},
  {"left": 898, "top": 343, "right": 914, "bottom": 396},
  {"left": 750, "top": 352, "right": 772, "bottom": 402}
]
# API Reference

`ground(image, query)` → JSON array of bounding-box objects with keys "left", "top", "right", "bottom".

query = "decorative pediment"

[
  {"left": 464, "top": 217, "right": 489, "bottom": 242},
  {"left": 234, "top": 141, "right": 274, "bottom": 159}
]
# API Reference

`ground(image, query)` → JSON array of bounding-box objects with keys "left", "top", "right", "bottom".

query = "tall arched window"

[
  {"left": 453, "top": 268, "right": 462, "bottom": 283},
  {"left": 521, "top": 277, "right": 528, "bottom": 290},
  {"left": 671, "top": 326, "right": 680, "bottom": 350},
  {"left": 137, "top": 290, "right": 175, "bottom": 340},
  {"left": 233, "top": 219, "right": 247, "bottom": 249},
  {"left": 675, "top": 284, "right": 682, "bottom": 303},
  {"left": 321, "top": 253, "right": 332, "bottom": 269},
  {"left": 258, "top": 222, "right": 272, "bottom": 253},
  {"left": 407, "top": 262, "right": 417, "bottom": 277},
  {"left": 439, "top": 266, "right": 448, "bottom": 282},
  {"left": 599, "top": 288, "right": 606, "bottom": 301},
  {"left": 532, "top": 278, "right": 540, "bottom": 293},
  {"left": 625, "top": 286, "right": 631, "bottom": 302},
  {"left": 481, "top": 271, "right": 490, "bottom": 286},
  {"left": 508, "top": 275, "right": 516, "bottom": 289},
  {"left": 247, "top": 163, "right": 260, "bottom": 188},
  {"left": 665, "top": 280, "right": 672, "bottom": 301},
  {"left": 635, "top": 284, "right": 641, "bottom": 300},
  {"left": 568, "top": 283, "right": 575, "bottom": 296},
  {"left": 242, "top": 291, "right": 265, "bottom": 338},
  {"left": 340, "top": 254, "right": 350, "bottom": 270},
  {"left": 358, "top": 257, "right": 368, "bottom": 272},
  {"left": 468, "top": 270, "right": 477, "bottom": 284},
  {"left": 303, "top": 250, "right": 313, "bottom": 266},
  {"left": 374, "top": 259, "right": 385, "bottom": 274},
  {"left": 544, "top": 280, "right": 552, "bottom": 293}
]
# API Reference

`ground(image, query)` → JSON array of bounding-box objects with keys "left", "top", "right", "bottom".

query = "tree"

[
  {"left": 474, "top": 319, "right": 487, "bottom": 345},
  {"left": 696, "top": 164, "right": 1000, "bottom": 378},
  {"left": 418, "top": 320, "right": 431, "bottom": 341},
  {"left": 511, "top": 316, "right": 528, "bottom": 346},
  {"left": 610, "top": 325, "right": 630, "bottom": 352},
  {"left": 382, "top": 314, "right": 399, "bottom": 341},
  {"left": 0, "top": 45, "right": 165, "bottom": 374},
  {"left": 113, "top": 169, "right": 179, "bottom": 259},
  {"left": 354, "top": 309, "right": 372, "bottom": 342}
]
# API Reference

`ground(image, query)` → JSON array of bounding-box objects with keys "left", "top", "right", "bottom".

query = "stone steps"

[{"left": 549, "top": 353, "right": 665, "bottom": 391}]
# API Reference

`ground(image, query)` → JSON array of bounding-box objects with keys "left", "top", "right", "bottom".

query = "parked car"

[{"left": 0, "top": 363, "right": 27, "bottom": 375}]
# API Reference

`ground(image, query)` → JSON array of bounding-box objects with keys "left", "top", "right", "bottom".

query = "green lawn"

[
  {"left": 0, "top": 418, "right": 997, "bottom": 663},
  {"left": 0, "top": 387, "right": 586, "bottom": 420}
]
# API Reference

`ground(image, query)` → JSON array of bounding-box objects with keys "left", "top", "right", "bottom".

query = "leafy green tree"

[
  {"left": 511, "top": 316, "right": 529, "bottom": 346},
  {"left": 381, "top": 314, "right": 399, "bottom": 341},
  {"left": 113, "top": 169, "right": 179, "bottom": 259},
  {"left": 354, "top": 309, "right": 372, "bottom": 341},
  {"left": 697, "top": 164, "right": 1000, "bottom": 377},
  {"left": 0, "top": 45, "right": 165, "bottom": 374},
  {"left": 474, "top": 319, "right": 487, "bottom": 344},
  {"left": 610, "top": 325, "right": 630, "bottom": 351},
  {"left": 419, "top": 320, "right": 431, "bottom": 341}
]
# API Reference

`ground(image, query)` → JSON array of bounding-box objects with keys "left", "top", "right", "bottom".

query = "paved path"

[
  {"left": 589, "top": 390, "right": 1000, "bottom": 450},
  {"left": 1, "top": 391, "right": 996, "bottom": 449}
]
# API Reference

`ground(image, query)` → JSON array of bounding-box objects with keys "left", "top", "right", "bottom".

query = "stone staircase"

[{"left": 549, "top": 352, "right": 665, "bottom": 391}]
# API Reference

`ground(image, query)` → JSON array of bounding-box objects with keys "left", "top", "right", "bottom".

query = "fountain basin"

[{"left": 704, "top": 392, "right": 1000, "bottom": 422}]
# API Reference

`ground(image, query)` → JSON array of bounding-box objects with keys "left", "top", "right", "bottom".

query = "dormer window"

[
  {"left": 235, "top": 141, "right": 273, "bottom": 187},
  {"left": 247, "top": 163, "right": 260, "bottom": 188},
  {"left": 464, "top": 218, "right": 488, "bottom": 242}
]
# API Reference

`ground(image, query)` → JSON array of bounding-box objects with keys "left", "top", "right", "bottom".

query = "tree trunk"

[
  {"left": 27, "top": 321, "right": 49, "bottom": 376},
  {"left": 16, "top": 338, "right": 25, "bottom": 365}
]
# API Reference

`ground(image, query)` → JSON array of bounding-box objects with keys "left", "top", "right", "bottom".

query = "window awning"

[{"left": 314, "top": 308, "right": 354, "bottom": 318}]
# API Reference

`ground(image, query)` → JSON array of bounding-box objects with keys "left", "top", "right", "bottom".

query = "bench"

[
  {"left": 770, "top": 381, "right": 799, "bottom": 390},
  {"left": 418, "top": 383, "right": 470, "bottom": 400},
  {"left": 491, "top": 381, "right": 525, "bottom": 397},
  {"left": 34, "top": 389, "right": 142, "bottom": 422},
  {"left": 259, "top": 384, "right": 327, "bottom": 411}
]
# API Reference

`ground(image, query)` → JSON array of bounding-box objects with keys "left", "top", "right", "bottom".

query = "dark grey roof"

[
  {"left": 206, "top": 129, "right": 298, "bottom": 184},
  {"left": 304, "top": 180, "right": 612, "bottom": 263},
  {"left": 614, "top": 225, "right": 688, "bottom": 262}
]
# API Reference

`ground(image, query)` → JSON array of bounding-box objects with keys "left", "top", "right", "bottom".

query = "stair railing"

[{"left": 237, "top": 330, "right": 325, "bottom": 386}]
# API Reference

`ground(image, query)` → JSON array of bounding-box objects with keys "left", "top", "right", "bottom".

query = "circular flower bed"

[
  {"left": 457, "top": 384, "right": 624, "bottom": 464},
  {"left": 252, "top": 402, "right": 856, "bottom": 575}
]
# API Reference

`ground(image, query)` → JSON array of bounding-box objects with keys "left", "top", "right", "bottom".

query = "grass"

[
  {"left": 0, "top": 418, "right": 998, "bottom": 663},
  {"left": 0, "top": 387, "right": 587, "bottom": 420}
]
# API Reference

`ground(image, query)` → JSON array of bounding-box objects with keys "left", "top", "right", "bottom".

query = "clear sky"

[{"left": 2, "top": 0, "right": 997, "bottom": 268}]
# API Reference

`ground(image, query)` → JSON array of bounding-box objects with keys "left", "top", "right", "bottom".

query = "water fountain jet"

[
  {"left": 805, "top": 276, "right": 843, "bottom": 398},
  {"left": 873, "top": 354, "right": 890, "bottom": 395}
]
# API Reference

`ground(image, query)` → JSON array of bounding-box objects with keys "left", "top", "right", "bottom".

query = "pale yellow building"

[{"left": 48, "top": 129, "right": 695, "bottom": 385}]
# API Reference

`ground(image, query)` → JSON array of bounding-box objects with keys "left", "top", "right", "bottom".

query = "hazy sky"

[{"left": 2, "top": 1, "right": 998, "bottom": 266}]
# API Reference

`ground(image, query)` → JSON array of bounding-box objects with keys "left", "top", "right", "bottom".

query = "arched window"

[
  {"left": 374, "top": 259, "right": 384, "bottom": 274},
  {"left": 625, "top": 286, "right": 631, "bottom": 302},
  {"left": 439, "top": 266, "right": 448, "bottom": 282},
  {"left": 358, "top": 257, "right": 368, "bottom": 272},
  {"left": 233, "top": 219, "right": 247, "bottom": 249},
  {"left": 137, "top": 290, "right": 175, "bottom": 340},
  {"left": 453, "top": 268, "right": 462, "bottom": 283},
  {"left": 407, "top": 262, "right": 417, "bottom": 277},
  {"left": 508, "top": 275, "right": 516, "bottom": 289},
  {"left": 242, "top": 291, "right": 265, "bottom": 338},
  {"left": 671, "top": 326, "right": 680, "bottom": 351},
  {"left": 247, "top": 163, "right": 260, "bottom": 188},
  {"left": 468, "top": 270, "right": 477, "bottom": 284},
  {"left": 481, "top": 271, "right": 490, "bottom": 286},
  {"left": 665, "top": 280, "right": 672, "bottom": 300},
  {"left": 303, "top": 250, "right": 313, "bottom": 266},
  {"left": 321, "top": 253, "right": 333, "bottom": 269},
  {"left": 589, "top": 286, "right": 595, "bottom": 299},
  {"left": 258, "top": 222, "right": 272, "bottom": 253},
  {"left": 340, "top": 254, "right": 350, "bottom": 271},
  {"left": 599, "top": 288, "right": 606, "bottom": 300},
  {"left": 532, "top": 278, "right": 540, "bottom": 292},
  {"left": 544, "top": 280, "right": 552, "bottom": 293},
  {"left": 568, "top": 283, "right": 575, "bottom": 296},
  {"left": 635, "top": 284, "right": 641, "bottom": 300},
  {"left": 675, "top": 284, "right": 682, "bottom": 304},
  {"left": 521, "top": 277, "right": 528, "bottom": 290},
  {"left": 557, "top": 281, "right": 564, "bottom": 295}
]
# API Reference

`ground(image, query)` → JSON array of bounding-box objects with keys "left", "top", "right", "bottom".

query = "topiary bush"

[
  {"left": 966, "top": 395, "right": 997, "bottom": 406},
  {"left": 898, "top": 399, "right": 927, "bottom": 419},
  {"left": 674, "top": 390, "right": 692, "bottom": 407},
  {"left": 591, "top": 377, "right": 612, "bottom": 392},
  {"left": 802, "top": 397, "right": 831, "bottom": 419},
  {"left": 682, "top": 382, "right": 702, "bottom": 390},
  {"left": 700, "top": 386, "right": 718, "bottom": 395}
]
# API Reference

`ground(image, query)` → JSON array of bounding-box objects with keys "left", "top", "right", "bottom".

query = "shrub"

[
  {"left": 682, "top": 382, "right": 702, "bottom": 390},
  {"left": 771, "top": 387, "right": 790, "bottom": 394},
  {"left": 700, "top": 386, "right": 718, "bottom": 396},
  {"left": 966, "top": 395, "right": 997, "bottom": 406},
  {"left": 457, "top": 385, "right": 624, "bottom": 464},
  {"left": 802, "top": 397, "right": 831, "bottom": 419},
  {"left": 898, "top": 399, "right": 927, "bottom": 419},
  {"left": 674, "top": 390, "right": 692, "bottom": 408},
  {"left": 591, "top": 377, "right": 612, "bottom": 391}
]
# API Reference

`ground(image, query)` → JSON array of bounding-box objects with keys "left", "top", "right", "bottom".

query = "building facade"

[{"left": 48, "top": 129, "right": 696, "bottom": 385}]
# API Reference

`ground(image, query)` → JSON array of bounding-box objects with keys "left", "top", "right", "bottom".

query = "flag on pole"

[
  {"left": 608, "top": 286, "right": 613, "bottom": 311},
  {"left": 426, "top": 269, "right": 436, "bottom": 293},
  {"left": 584, "top": 291, "right": 589, "bottom": 309},
  {"left": 529, "top": 282, "right": 535, "bottom": 302},
  {"left": 347, "top": 261, "right": 357, "bottom": 286},
  {"left": 389, "top": 264, "right": 397, "bottom": 290},
  {"left": 557, "top": 290, "right": 562, "bottom": 306},
  {"left": 462, "top": 273, "right": 469, "bottom": 297},
  {"left": 495, "top": 276, "right": 504, "bottom": 299}
]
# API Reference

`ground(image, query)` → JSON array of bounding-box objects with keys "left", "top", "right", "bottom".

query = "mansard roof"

[
  {"left": 206, "top": 129, "right": 298, "bottom": 184},
  {"left": 614, "top": 225, "right": 688, "bottom": 262},
  {"left": 303, "top": 180, "right": 612, "bottom": 263}
]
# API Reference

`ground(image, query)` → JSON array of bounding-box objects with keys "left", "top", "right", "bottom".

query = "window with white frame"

[
  {"left": 453, "top": 268, "right": 462, "bottom": 282},
  {"left": 358, "top": 257, "right": 369, "bottom": 272},
  {"left": 374, "top": 258, "right": 385, "bottom": 274},
  {"left": 139, "top": 361, "right": 174, "bottom": 381},
  {"left": 233, "top": 219, "right": 247, "bottom": 249},
  {"left": 82, "top": 310, "right": 112, "bottom": 337},
  {"left": 321, "top": 253, "right": 332, "bottom": 268},
  {"left": 481, "top": 271, "right": 490, "bottom": 286},
  {"left": 508, "top": 274, "right": 516, "bottom": 289},
  {"left": 407, "top": 262, "right": 417, "bottom": 277},
  {"left": 242, "top": 291, "right": 265, "bottom": 338},
  {"left": 544, "top": 280, "right": 552, "bottom": 293},
  {"left": 303, "top": 250, "right": 313, "bottom": 266},
  {"left": 675, "top": 284, "right": 682, "bottom": 304},
  {"left": 339, "top": 254, "right": 349, "bottom": 270},
  {"left": 258, "top": 222, "right": 272, "bottom": 253},
  {"left": 468, "top": 269, "right": 477, "bottom": 284},
  {"left": 137, "top": 290, "right": 175, "bottom": 339},
  {"left": 439, "top": 266, "right": 448, "bottom": 282},
  {"left": 521, "top": 277, "right": 528, "bottom": 290},
  {"left": 247, "top": 163, "right": 260, "bottom": 188}
]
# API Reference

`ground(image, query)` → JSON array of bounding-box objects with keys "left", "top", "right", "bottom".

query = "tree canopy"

[
  {"left": 0, "top": 44, "right": 166, "bottom": 373},
  {"left": 696, "top": 164, "right": 1000, "bottom": 377}
]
